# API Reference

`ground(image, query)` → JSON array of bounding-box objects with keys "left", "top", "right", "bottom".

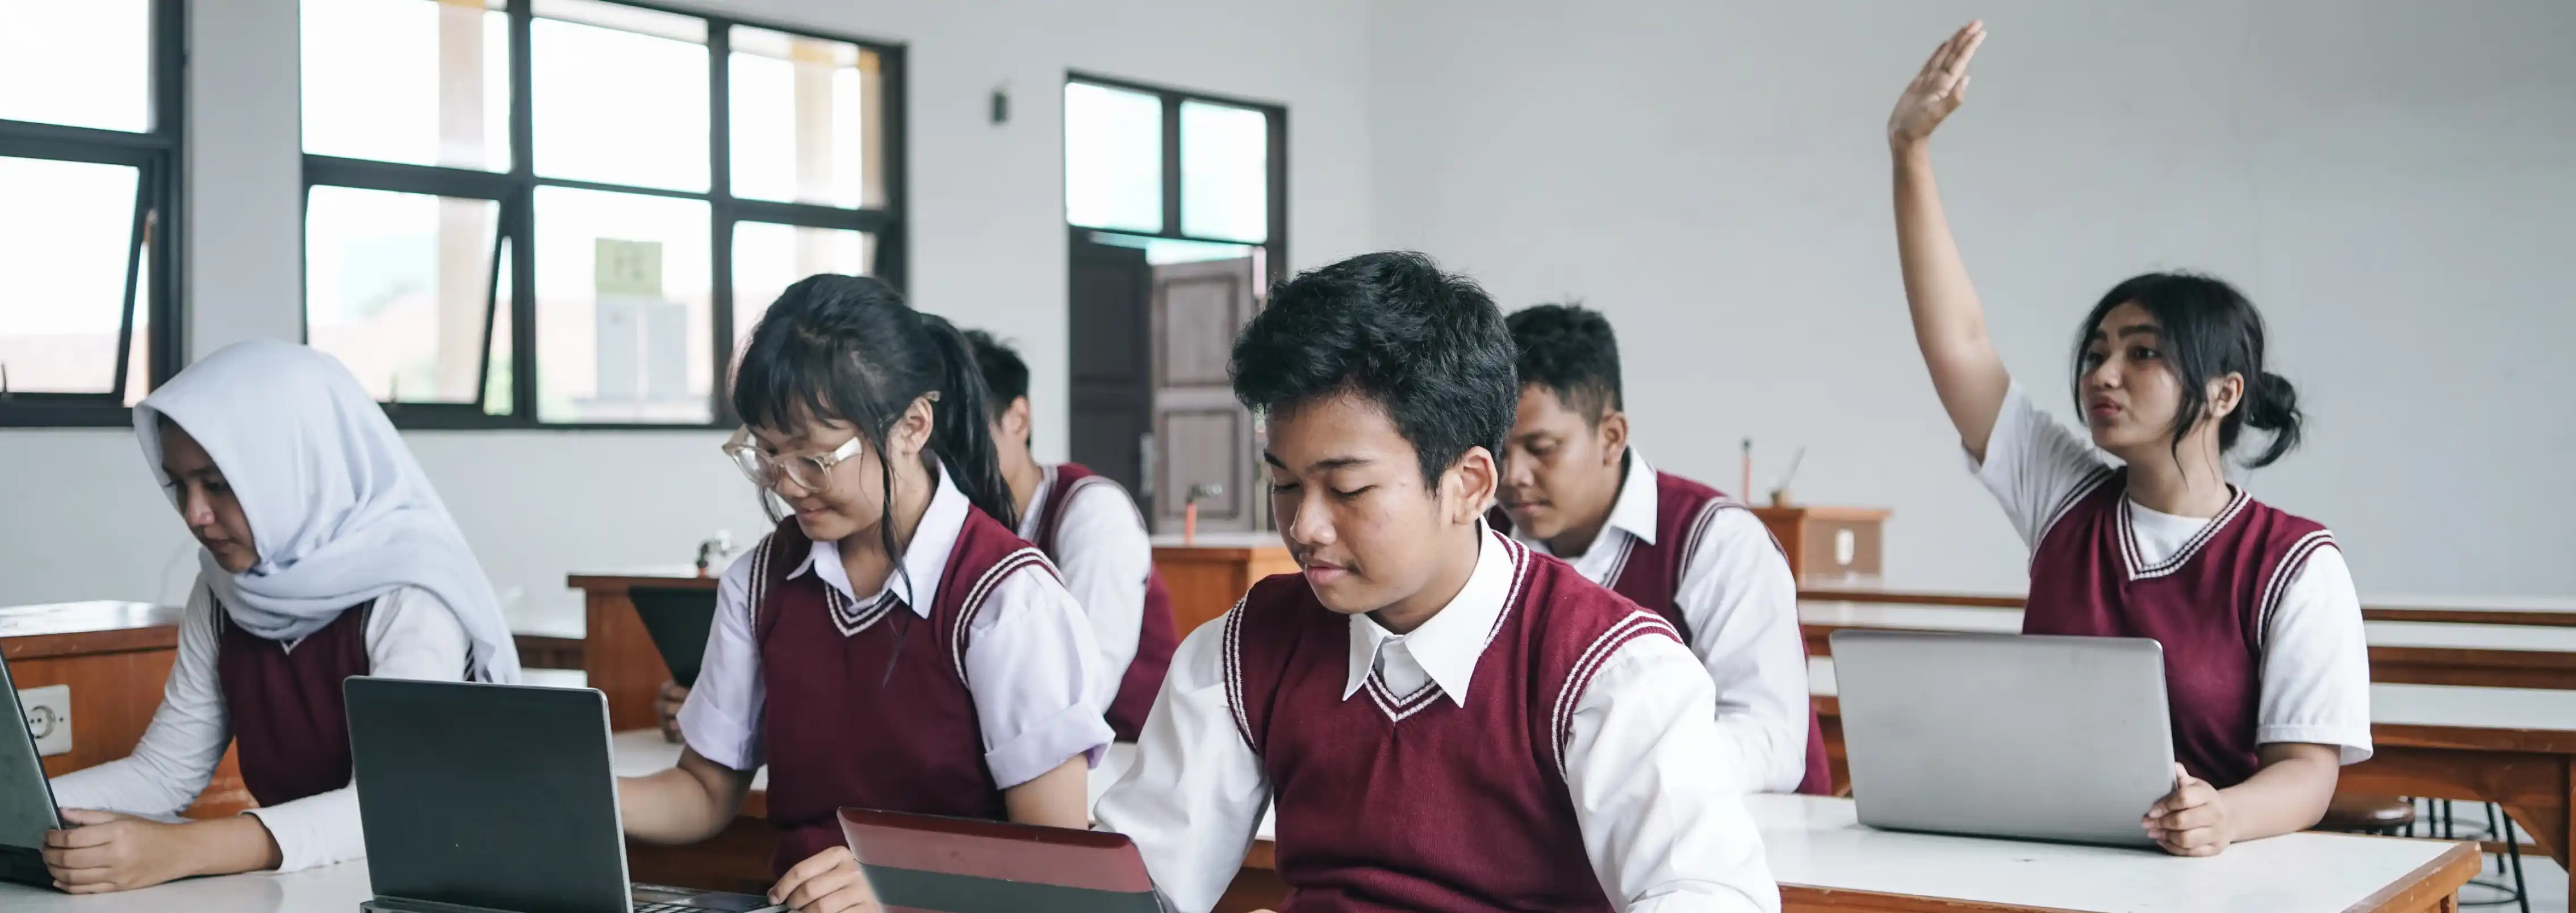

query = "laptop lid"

[
  {"left": 1830, "top": 630, "right": 2174, "bottom": 848},
  {"left": 629, "top": 589, "right": 717, "bottom": 689},
  {"left": 0, "top": 654, "right": 65, "bottom": 855},
  {"left": 838, "top": 808, "right": 1159, "bottom": 912},
  {"left": 346, "top": 677, "right": 633, "bottom": 913}
]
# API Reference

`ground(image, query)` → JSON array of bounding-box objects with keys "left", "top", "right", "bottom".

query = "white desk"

[
  {"left": 1755, "top": 794, "right": 2473, "bottom": 913},
  {"left": 0, "top": 861, "right": 374, "bottom": 912},
  {"left": 1800, "top": 601, "right": 2576, "bottom": 652}
]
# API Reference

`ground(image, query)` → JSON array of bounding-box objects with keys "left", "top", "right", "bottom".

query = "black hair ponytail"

[
  {"left": 2071, "top": 272, "right": 2307, "bottom": 471},
  {"left": 915, "top": 313, "right": 1018, "bottom": 529}
]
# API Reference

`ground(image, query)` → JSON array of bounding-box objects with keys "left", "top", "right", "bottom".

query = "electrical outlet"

[{"left": 19, "top": 684, "right": 69, "bottom": 757}]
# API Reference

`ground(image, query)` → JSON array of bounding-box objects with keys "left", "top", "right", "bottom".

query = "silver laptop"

[
  {"left": 0, "top": 654, "right": 66, "bottom": 887},
  {"left": 1830, "top": 630, "right": 2174, "bottom": 848}
]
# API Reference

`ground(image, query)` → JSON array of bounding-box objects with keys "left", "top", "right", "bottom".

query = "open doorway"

[{"left": 1063, "top": 74, "right": 1285, "bottom": 535}]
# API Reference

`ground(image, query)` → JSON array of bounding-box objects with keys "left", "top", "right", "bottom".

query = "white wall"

[
  {"left": 0, "top": 0, "right": 1376, "bottom": 629},
  {"left": 1368, "top": 0, "right": 2576, "bottom": 596}
]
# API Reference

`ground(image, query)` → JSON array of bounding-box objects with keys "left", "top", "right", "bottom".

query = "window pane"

[
  {"left": 731, "top": 222, "right": 872, "bottom": 356},
  {"left": 532, "top": 0, "right": 709, "bottom": 191},
  {"left": 1180, "top": 101, "right": 1268, "bottom": 243},
  {"left": 0, "top": 158, "right": 140, "bottom": 395},
  {"left": 534, "top": 186, "right": 713, "bottom": 424},
  {"left": 484, "top": 241, "right": 515, "bottom": 415},
  {"left": 730, "top": 27, "right": 880, "bottom": 210},
  {"left": 0, "top": 2, "right": 151, "bottom": 132},
  {"left": 304, "top": 186, "right": 502, "bottom": 404},
  {"left": 1064, "top": 82, "right": 1161, "bottom": 233},
  {"left": 302, "top": 0, "right": 511, "bottom": 171}
]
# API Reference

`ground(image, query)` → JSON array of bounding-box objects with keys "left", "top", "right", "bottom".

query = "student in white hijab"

[{"left": 43, "top": 339, "right": 521, "bottom": 892}]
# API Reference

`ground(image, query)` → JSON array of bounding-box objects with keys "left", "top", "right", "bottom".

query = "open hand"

[
  {"left": 44, "top": 809, "right": 203, "bottom": 893},
  {"left": 2143, "top": 763, "right": 2235, "bottom": 856},
  {"left": 772, "top": 845, "right": 878, "bottom": 912},
  {"left": 1889, "top": 20, "right": 1986, "bottom": 150}
]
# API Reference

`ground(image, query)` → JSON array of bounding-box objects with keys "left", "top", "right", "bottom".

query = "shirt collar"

[
  {"left": 1512, "top": 448, "right": 1663, "bottom": 557},
  {"left": 1340, "top": 522, "right": 1521, "bottom": 707},
  {"left": 785, "top": 460, "right": 972, "bottom": 618},
  {"left": 1015, "top": 463, "right": 1057, "bottom": 540}
]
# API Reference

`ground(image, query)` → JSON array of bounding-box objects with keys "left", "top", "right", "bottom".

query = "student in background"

[
  {"left": 618, "top": 275, "right": 1111, "bottom": 913},
  {"left": 45, "top": 339, "right": 521, "bottom": 893},
  {"left": 1889, "top": 22, "right": 2368, "bottom": 856},
  {"left": 1495, "top": 304, "right": 1825, "bottom": 796},
  {"left": 963, "top": 329, "right": 1176, "bottom": 742},
  {"left": 1096, "top": 252, "right": 1778, "bottom": 913}
]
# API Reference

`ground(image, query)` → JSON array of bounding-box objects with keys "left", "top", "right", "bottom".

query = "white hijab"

[{"left": 136, "top": 340, "right": 522, "bottom": 683}]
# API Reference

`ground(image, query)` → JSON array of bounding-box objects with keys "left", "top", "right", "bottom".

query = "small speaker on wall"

[{"left": 991, "top": 87, "right": 1010, "bottom": 125}]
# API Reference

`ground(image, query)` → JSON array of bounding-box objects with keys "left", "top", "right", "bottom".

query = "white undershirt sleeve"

[
  {"left": 1563, "top": 635, "right": 1779, "bottom": 912},
  {"left": 960, "top": 566, "right": 1116, "bottom": 788},
  {"left": 2256, "top": 547, "right": 2373, "bottom": 764},
  {"left": 1092, "top": 614, "right": 1269, "bottom": 913},
  {"left": 1670, "top": 508, "right": 1809, "bottom": 794},
  {"left": 1967, "top": 383, "right": 2114, "bottom": 550}
]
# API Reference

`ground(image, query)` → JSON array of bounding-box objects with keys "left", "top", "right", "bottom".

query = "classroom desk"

[
  {"left": 1799, "top": 600, "right": 2576, "bottom": 690},
  {"left": 609, "top": 726, "right": 778, "bottom": 894},
  {"left": 1808, "top": 655, "right": 2576, "bottom": 910},
  {"left": 0, "top": 859, "right": 373, "bottom": 912},
  {"left": 1800, "top": 583, "right": 2576, "bottom": 628},
  {"left": 1150, "top": 533, "right": 1297, "bottom": 638},
  {"left": 566, "top": 569, "right": 718, "bottom": 730},
  {"left": 1, "top": 600, "right": 255, "bottom": 817}
]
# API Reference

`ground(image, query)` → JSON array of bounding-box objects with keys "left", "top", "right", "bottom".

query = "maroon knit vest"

[
  {"left": 2022, "top": 469, "right": 2336, "bottom": 789},
  {"left": 215, "top": 598, "right": 373, "bottom": 807},
  {"left": 1227, "top": 534, "right": 1682, "bottom": 912},
  {"left": 1487, "top": 469, "right": 1834, "bottom": 795},
  {"left": 751, "top": 510, "right": 1059, "bottom": 873},
  {"left": 1031, "top": 462, "right": 1177, "bottom": 741}
]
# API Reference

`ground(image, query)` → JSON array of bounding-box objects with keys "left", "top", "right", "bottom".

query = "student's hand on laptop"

[
  {"left": 656, "top": 681, "right": 691, "bottom": 744},
  {"left": 771, "top": 845, "right": 877, "bottom": 912},
  {"left": 41, "top": 809, "right": 279, "bottom": 893},
  {"left": 2142, "top": 763, "right": 2234, "bottom": 856}
]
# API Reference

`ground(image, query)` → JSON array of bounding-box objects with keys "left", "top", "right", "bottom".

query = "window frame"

[
  {"left": 1063, "top": 71, "right": 1289, "bottom": 290},
  {"left": 0, "top": 0, "right": 189, "bottom": 428},
  {"left": 300, "top": 0, "right": 909, "bottom": 430}
]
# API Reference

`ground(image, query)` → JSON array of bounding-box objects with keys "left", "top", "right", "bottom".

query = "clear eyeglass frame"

[{"left": 722, "top": 426, "right": 864, "bottom": 492}]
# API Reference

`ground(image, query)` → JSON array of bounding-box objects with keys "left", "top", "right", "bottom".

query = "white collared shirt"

[
  {"left": 1515, "top": 451, "right": 1811, "bottom": 794},
  {"left": 1970, "top": 384, "right": 2371, "bottom": 762},
  {"left": 49, "top": 579, "right": 470, "bottom": 873},
  {"left": 1017, "top": 464, "right": 1155, "bottom": 709},
  {"left": 678, "top": 464, "right": 1115, "bottom": 788},
  {"left": 1095, "top": 525, "right": 1779, "bottom": 913}
]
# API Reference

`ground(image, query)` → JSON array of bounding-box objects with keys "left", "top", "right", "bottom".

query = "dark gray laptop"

[
  {"left": 0, "top": 654, "right": 65, "bottom": 888},
  {"left": 345, "top": 677, "right": 780, "bottom": 913},
  {"left": 1830, "top": 630, "right": 2176, "bottom": 848}
]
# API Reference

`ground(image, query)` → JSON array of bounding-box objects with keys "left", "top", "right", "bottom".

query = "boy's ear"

[{"left": 1445, "top": 446, "right": 1500, "bottom": 524}]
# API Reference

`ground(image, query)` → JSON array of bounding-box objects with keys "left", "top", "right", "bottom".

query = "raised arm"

[{"left": 1890, "top": 22, "right": 2012, "bottom": 460}]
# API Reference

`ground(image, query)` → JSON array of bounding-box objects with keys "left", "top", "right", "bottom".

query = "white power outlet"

[{"left": 19, "top": 684, "right": 70, "bottom": 757}]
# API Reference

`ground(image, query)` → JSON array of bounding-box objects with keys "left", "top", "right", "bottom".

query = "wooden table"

[
  {"left": 566, "top": 569, "right": 717, "bottom": 731},
  {"left": 1809, "top": 655, "right": 2576, "bottom": 910},
  {"left": 1149, "top": 533, "right": 1295, "bottom": 638},
  {"left": 1, "top": 600, "right": 252, "bottom": 817},
  {"left": 1799, "top": 600, "right": 2576, "bottom": 690}
]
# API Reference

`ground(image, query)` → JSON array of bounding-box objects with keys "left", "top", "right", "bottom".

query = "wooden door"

[
  {"left": 1067, "top": 234, "right": 1155, "bottom": 499},
  {"left": 1151, "top": 257, "right": 1260, "bottom": 534}
]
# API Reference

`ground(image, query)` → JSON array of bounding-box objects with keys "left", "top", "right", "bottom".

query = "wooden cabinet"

[
  {"left": 1152, "top": 535, "right": 1297, "bottom": 638},
  {"left": 1752, "top": 505, "right": 1889, "bottom": 581},
  {"left": 1, "top": 601, "right": 252, "bottom": 818}
]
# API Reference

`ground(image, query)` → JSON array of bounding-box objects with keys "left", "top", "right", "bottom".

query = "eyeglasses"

[{"left": 722, "top": 428, "right": 864, "bottom": 493}]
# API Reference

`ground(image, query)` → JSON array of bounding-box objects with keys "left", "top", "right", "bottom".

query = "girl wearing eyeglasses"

[{"left": 615, "top": 274, "right": 1113, "bottom": 913}]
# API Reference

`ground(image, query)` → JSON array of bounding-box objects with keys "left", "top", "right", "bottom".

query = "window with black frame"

[
  {"left": 299, "top": 0, "right": 903, "bottom": 428},
  {"left": 0, "top": 0, "right": 185, "bottom": 427}
]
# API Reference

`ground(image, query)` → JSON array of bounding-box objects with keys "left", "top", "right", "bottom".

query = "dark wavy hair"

[
  {"left": 1230, "top": 251, "right": 1518, "bottom": 488},
  {"left": 2076, "top": 272, "right": 2303, "bottom": 470},
  {"left": 1507, "top": 302, "right": 1623, "bottom": 421}
]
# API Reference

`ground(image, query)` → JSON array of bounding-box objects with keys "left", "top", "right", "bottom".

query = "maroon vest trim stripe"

[
  {"left": 2258, "top": 530, "right": 2339, "bottom": 639},
  {"left": 1219, "top": 594, "right": 1256, "bottom": 751},
  {"left": 2030, "top": 467, "right": 2117, "bottom": 572},
  {"left": 1547, "top": 610, "right": 1683, "bottom": 777},
  {"left": 950, "top": 547, "right": 1059, "bottom": 679},
  {"left": 2119, "top": 486, "right": 2252, "bottom": 581}
]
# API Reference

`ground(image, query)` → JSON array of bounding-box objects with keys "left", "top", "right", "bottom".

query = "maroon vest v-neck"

[
  {"left": 750, "top": 510, "right": 1059, "bottom": 874},
  {"left": 1489, "top": 467, "right": 1833, "bottom": 795},
  {"left": 216, "top": 598, "right": 374, "bottom": 807},
  {"left": 2022, "top": 469, "right": 2337, "bottom": 789},
  {"left": 1031, "top": 462, "right": 1176, "bottom": 741},
  {"left": 1225, "top": 536, "right": 1682, "bottom": 912}
]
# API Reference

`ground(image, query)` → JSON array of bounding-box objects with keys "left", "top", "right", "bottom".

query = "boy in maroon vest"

[
  {"left": 964, "top": 329, "right": 1178, "bottom": 741},
  {"left": 1492, "top": 304, "right": 1828, "bottom": 795},
  {"left": 1095, "top": 252, "right": 1777, "bottom": 913}
]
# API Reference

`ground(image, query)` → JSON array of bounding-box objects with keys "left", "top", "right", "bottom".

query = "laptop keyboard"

[{"left": 633, "top": 882, "right": 768, "bottom": 912}]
